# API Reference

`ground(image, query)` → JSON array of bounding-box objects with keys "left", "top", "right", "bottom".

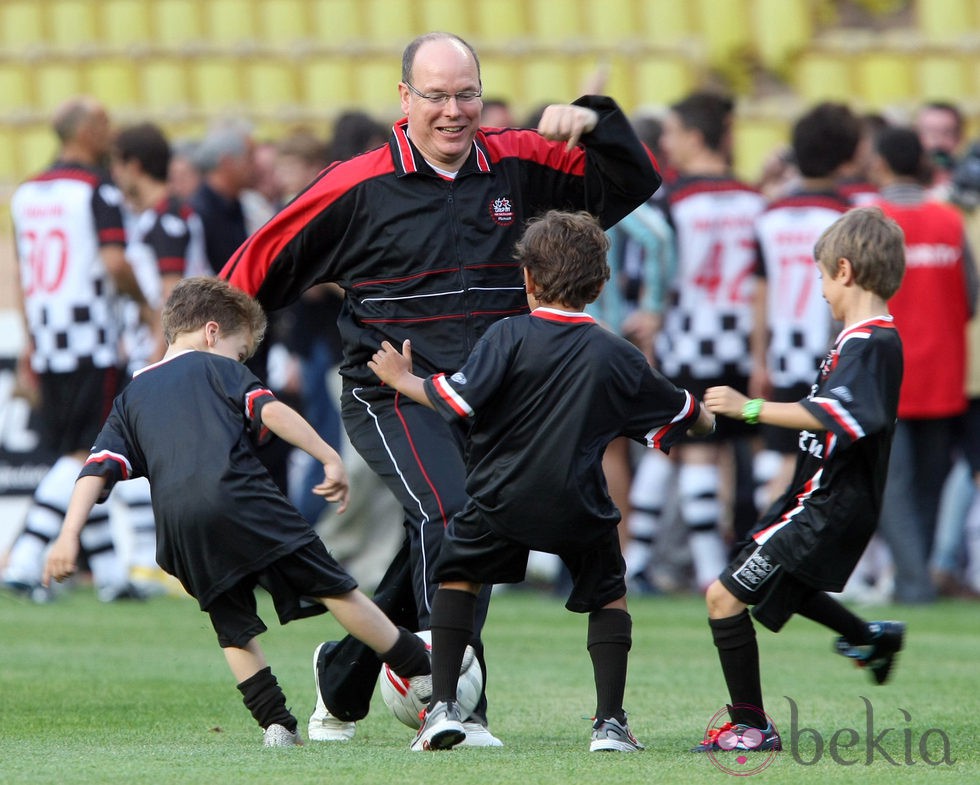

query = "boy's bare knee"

[{"left": 705, "top": 580, "right": 745, "bottom": 619}]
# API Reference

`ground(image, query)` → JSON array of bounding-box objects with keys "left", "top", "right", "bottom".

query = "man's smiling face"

[{"left": 399, "top": 38, "right": 483, "bottom": 172}]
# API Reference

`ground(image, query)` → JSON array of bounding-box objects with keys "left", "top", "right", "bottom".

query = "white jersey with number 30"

[{"left": 12, "top": 164, "right": 126, "bottom": 373}]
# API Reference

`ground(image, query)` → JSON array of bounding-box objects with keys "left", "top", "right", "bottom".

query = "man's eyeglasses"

[{"left": 404, "top": 81, "right": 483, "bottom": 105}]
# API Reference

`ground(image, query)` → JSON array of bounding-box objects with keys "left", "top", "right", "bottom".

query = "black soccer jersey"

[
  {"left": 749, "top": 316, "right": 903, "bottom": 590},
  {"left": 421, "top": 308, "right": 700, "bottom": 552},
  {"left": 78, "top": 350, "right": 319, "bottom": 609}
]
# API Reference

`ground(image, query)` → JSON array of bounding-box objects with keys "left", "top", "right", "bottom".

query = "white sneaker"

[
  {"left": 459, "top": 721, "right": 503, "bottom": 747},
  {"left": 410, "top": 700, "right": 465, "bottom": 751},
  {"left": 308, "top": 642, "right": 356, "bottom": 741},
  {"left": 263, "top": 723, "right": 302, "bottom": 747}
]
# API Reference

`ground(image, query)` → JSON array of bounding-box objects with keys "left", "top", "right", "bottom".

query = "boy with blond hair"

[{"left": 694, "top": 206, "right": 907, "bottom": 753}]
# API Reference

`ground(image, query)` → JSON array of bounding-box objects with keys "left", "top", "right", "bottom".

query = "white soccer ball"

[{"left": 378, "top": 629, "right": 483, "bottom": 729}]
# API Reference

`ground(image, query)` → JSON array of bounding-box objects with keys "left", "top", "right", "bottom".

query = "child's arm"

[
  {"left": 704, "top": 385, "right": 824, "bottom": 431},
  {"left": 368, "top": 340, "right": 434, "bottom": 409},
  {"left": 260, "top": 400, "right": 350, "bottom": 513},
  {"left": 688, "top": 401, "right": 717, "bottom": 437},
  {"left": 42, "top": 475, "right": 107, "bottom": 587}
]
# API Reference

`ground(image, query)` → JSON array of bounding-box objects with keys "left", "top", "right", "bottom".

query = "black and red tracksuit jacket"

[{"left": 222, "top": 95, "right": 661, "bottom": 387}]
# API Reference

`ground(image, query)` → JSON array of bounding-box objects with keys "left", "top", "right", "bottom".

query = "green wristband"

[{"left": 742, "top": 398, "right": 764, "bottom": 425}]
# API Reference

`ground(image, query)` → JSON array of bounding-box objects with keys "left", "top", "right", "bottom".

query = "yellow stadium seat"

[
  {"left": 362, "top": 0, "right": 417, "bottom": 46},
  {"left": 98, "top": 0, "right": 152, "bottom": 49},
  {"left": 916, "top": 51, "right": 971, "bottom": 104},
  {"left": 84, "top": 57, "right": 139, "bottom": 109},
  {"left": 694, "top": 0, "right": 751, "bottom": 65},
  {"left": 138, "top": 57, "right": 190, "bottom": 112},
  {"left": 637, "top": 0, "right": 695, "bottom": 43},
  {"left": 152, "top": 0, "right": 206, "bottom": 47},
  {"left": 202, "top": 0, "right": 257, "bottom": 45},
  {"left": 0, "top": 62, "right": 32, "bottom": 113},
  {"left": 353, "top": 56, "right": 402, "bottom": 119},
  {"left": 791, "top": 50, "right": 854, "bottom": 104},
  {"left": 188, "top": 55, "right": 245, "bottom": 111},
  {"left": 917, "top": 0, "right": 976, "bottom": 43},
  {"left": 733, "top": 111, "right": 791, "bottom": 184},
  {"left": 18, "top": 123, "right": 58, "bottom": 180},
  {"left": 527, "top": 0, "right": 585, "bottom": 45},
  {"left": 245, "top": 57, "right": 300, "bottom": 112},
  {"left": 581, "top": 0, "right": 638, "bottom": 46},
  {"left": 0, "top": 124, "right": 19, "bottom": 185},
  {"left": 309, "top": 0, "right": 365, "bottom": 48},
  {"left": 0, "top": 1, "right": 46, "bottom": 52},
  {"left": 255, "top": 0, "right": 312, "bottom": 45},
  {"left": 750, "top": 0, "right": 813, "bottom": 71},
  {"left": 300, "top": 56, "right": 357, "bottom": 109},
  {"left": 35, "top": 60, "right": 85, "bottom": 112},
  {"left": 417, "top": 0, "right": 473, "bottom": 36},
  {"left": 853, "top": 49, "right": 914, "bottom": 111},
  {"left": 520, "top": 55, "right": 577, "bottom": 107},
  {"left": 472, "top": 0, "right": 527, "bottom": 44},
  {"left": 633, "top": 52, "right": 701, "bottom": 108},
  {"left": 47, "top": 0, "right": 98, "bottom": 50},
  {"left": 478, "top": 54, "right": 522, "bottom": 103}
]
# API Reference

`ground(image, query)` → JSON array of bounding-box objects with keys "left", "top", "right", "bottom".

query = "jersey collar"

[
  {"left": 531, "top": 307, "right": 596, "bottom": 324},
  {"left": 391, "top": 118, "right": 492, "bottom": 178}
]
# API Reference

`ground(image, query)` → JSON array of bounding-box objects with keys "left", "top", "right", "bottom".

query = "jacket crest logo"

[{"left": 489, "top": 196, "right": 514, "bottom": 225}]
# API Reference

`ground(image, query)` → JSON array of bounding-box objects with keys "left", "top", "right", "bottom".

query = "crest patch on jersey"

[
  {"left": 488, "top": 196, "right": 514, "bottom": 226},
  {"left": 450, "top": 371, "right": 467, "bottom": 385},
  {"left": 160, "top": 213, "right": 189, "bottom": 237}
]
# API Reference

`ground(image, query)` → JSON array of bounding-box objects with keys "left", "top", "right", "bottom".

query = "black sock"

[
  {"left": 797, "top": 591, "right": 873, "bottom": 644},
  {"left": 380, "top": 627, "right": 431, "bottom": 678},
  {"left": 429, "top": 588, "right": 477, "bottom": 705},
  {"left": 709, "top": 611, "right": 765, "bottom": 728},
  {"left": 236, "top": 666, "right": 296, "bottom": 732},
  {"left": 587, "top": 608, "right": 632, "bottom": 724}
]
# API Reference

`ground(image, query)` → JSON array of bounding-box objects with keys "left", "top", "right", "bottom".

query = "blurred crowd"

[{"left": 4, "top": 86, "right": 980, "bottom": 608}]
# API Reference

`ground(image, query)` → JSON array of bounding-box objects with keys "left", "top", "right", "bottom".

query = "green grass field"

[{"left": 1, "top": 586, "right": 976, "bottom": 785}]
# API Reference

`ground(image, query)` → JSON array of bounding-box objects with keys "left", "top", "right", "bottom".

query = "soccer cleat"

[
  {"left": 308, "top": 642, "right": 356, "bottom": 741},
  {"left": 410, "top": 700, "right": 466, "bottom": 751},
  {"left": 459, "top": 721, "right": 503, "bottom": 747},
  {"left": 263, "top": 723, "right": 302, "bottom": 747},
  {"left": 691, "top": 720, "right": 782, "bottom": 753},
  {"left": 590, "top": 716, "right": 646, "bottom": 752},
  {"left": 834, "top": 621, "right": 906, "bottom": 685}
]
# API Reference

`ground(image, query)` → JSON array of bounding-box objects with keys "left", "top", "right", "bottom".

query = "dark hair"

[
  {"left": 919, "top": 100, "right": 964, "bottom": 137},
  {"left": 401, "top": 32, "right": 481, "bottom": 85},
  {"left": 277, "top": 127, "right": 328, "bottom": 166},
  {"left": 328, "top": 111, "right": 386, "bottom": 162},
  {"left": 515, "top": 210, "right": 610, "bottom": 309},
  {"left": 113, "top": 122, "right": 172, "bottom": 182},
  {"left": 669, "top": 91, "right": 734, "bottom": 152},
  {"left": 162, "top": 277, "right": 267, "bottom": 354},
  {"left": 792, "top": 102, "right": 861, "bottom": 178},
  {"left": 813, "top": 206, "right": 906, "bottom": 300},
  {"left": 875, "top": 126, "right": 927, "bottom": 180}
]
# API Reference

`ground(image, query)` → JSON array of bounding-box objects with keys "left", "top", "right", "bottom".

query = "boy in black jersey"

[
  {"left": 42, "top": 277, "right": 432, "bottom": 748},
  {"left": 369, "top": 210, "right": 715, "bottom": 752},
  {"left": 693, "top": 206, "right": 907, "bottom": 754}
]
